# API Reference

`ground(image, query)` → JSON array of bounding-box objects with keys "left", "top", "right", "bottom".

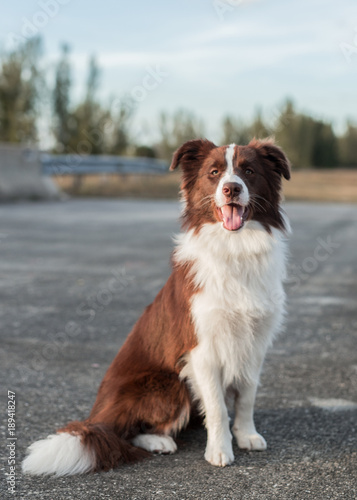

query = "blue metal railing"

[{"left": 41, "top": 154, "right": 169, "bottom": 176}]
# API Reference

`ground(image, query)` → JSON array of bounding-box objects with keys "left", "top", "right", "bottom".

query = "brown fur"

[
  {"left": 59, "top": 421, "right": 150, "bottom": 471},
  {"left": 59, "top": 262, "right": 197, "bottom": 471}
]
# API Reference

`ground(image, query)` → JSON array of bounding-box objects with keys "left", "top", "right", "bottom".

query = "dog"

[{"left": 22, "top": 137, "right": 291, "bottom": 475}]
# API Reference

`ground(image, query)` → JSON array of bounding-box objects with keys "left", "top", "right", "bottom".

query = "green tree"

[
  {"left": 338, "top": 122, "right": 357, "bottom": 166},
  {"left": 109, "top": 97, "right": 134, "bottom": 155},
  {"left": 0, "top": 37, "right": 42, "bottom": 143},
  {"left": 52, "top": 54, "right": 133, "bottom": 156},
  {"left": 311, "top": 121, "right": 339, "bottom": 167},
  {"left": 134, "top": 145, "right": 156, "bottom": 158},
  {"left": 274, "top": 101, "right": 315, "bottom": 168},
  {"left": 57, "top": 56, "right": 110, "bottom": 155},
  {"left": 249, "top": 108, "right": 270, "bottom": 139},
  {"left": 52, "top": 43, "right": 71, "bottom": 151},
  {"left": 221, "top": 116, "right": 250, "bottom": 145},
  {"left": 156, "top": 109, "right": 205, "bottom": 159},
  {"left": 274, "top": 100, "right": 339, "bottom": 168},
  {"left": 66, "top": 56, "right": 108, "bottom": 154}
]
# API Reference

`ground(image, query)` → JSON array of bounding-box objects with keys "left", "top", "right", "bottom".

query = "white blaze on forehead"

[
  {"left": 225, "top": 143, "right": 236, "bottom": 175},
  {"left": 215, "top": 143, "right": 249, "bottom": 208}
]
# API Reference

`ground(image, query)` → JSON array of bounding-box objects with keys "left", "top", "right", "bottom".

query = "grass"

[
  {"left": 55, "top": 172, "right": 181, "bottom": 199},
  {"left": 54, "top": 169, "right": 357, "bottom": 203},
  {"left": 282, "top": 169, "right": 357, "bottom": 203}
]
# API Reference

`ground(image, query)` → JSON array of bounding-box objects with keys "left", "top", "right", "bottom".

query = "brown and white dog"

[{"left": 22, "top": 138, "right": 291, "bottom": 475}]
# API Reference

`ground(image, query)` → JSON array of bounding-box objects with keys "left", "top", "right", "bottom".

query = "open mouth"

[{"left": 216, "top": 203, "right": 249, "bottom": 231}]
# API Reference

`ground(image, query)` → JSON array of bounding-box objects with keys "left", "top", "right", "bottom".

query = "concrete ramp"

[{"left": 0, "top": 144, "right": 61, "bottom": 201}]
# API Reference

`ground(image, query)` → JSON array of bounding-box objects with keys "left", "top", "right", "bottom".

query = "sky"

[{"left": 1, "top": 0, "right": 356, "bottom": 145}]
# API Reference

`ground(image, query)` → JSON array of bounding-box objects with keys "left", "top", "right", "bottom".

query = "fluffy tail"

[{"left": 22, "top": 421, "right": 149, "bottom": 476}]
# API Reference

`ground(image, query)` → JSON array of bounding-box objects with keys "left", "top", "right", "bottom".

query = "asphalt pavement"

[{"left": 0, "top": 199, "right": 356, "bottom": 500}]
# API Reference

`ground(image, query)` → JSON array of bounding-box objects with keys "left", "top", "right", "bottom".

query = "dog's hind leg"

[
  {"left": 89, "top": 370, "right": 192, "bottom": 453},
  {"left": 132, "top": 434, "right": 177, "bottom": 454}
]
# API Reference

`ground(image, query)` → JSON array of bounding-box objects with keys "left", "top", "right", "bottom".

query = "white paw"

[
  {"left": 205, "top": 443, "right": 234, "bottom": 467},
  {"left": 234, "top": 430, "right": 267, "bottom": 451},
  {"left": 132, "top": 434, "right": 177, "bottom": 455}
]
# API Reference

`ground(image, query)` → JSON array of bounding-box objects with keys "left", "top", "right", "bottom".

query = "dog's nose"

[{"left": 222, "top": 182, "right": 242, "bottom": 199}]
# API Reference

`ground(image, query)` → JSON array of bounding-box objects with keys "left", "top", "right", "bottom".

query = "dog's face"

[{"left": 170, "top": 138, "right": 291, "bottom": 233}]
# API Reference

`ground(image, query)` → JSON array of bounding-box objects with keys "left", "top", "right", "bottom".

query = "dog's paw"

[
  {"left": 204, "top": 444, "right": 234, "bottom": 467},
  {"left": 132, "top": 434, "right": 177, "bottom": 454},
  {"left": 234, "top": 430, "right": 267, "bottom": 451}
]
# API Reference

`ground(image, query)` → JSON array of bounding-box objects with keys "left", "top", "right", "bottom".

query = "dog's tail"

[{"left": 22, "top": 420, "right": 149, "bottom": 476}]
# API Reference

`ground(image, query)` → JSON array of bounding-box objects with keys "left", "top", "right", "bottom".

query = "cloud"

[{"left": 68, "top": 36, "right": 335, "bottom": 77}]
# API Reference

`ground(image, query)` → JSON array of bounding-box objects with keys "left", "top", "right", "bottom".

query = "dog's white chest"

[{"left": 175, "top": 221, "right": 287, "bottom": 386}]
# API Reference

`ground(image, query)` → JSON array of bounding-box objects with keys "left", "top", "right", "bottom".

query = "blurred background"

[{"left": 0, "top": 0, "right": 356, "bottom": 201}]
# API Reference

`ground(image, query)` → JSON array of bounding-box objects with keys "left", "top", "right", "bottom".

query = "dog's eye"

[
  {"left": 245, "top": 168, "right": 254, "bottom": 175},
  {"left": 210, "top": 169, "right": 219, "bottom": 175}
]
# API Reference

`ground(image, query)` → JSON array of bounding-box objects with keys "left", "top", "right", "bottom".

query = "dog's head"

[{"left": 170, "top": 138, "right": 291, "bottom": 233}]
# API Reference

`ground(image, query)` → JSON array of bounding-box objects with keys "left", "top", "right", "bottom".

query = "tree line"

[{"left": 0, "top": 37, "right": 356, "bottom": 168}]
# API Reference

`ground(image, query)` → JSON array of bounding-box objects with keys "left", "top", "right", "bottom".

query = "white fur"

[
  {"left": 22, "top": 433, "right": 95, "bottom": 476},
  {"left": 176, "top": 219, "right": 288, "bottom": 466},
  {"left": 132, "top": 434, "right": 177, "bottom": 454},
  {"left": 215, "top": 144, "right": 249, "bottom": 208},
  {"left": 225, "top": 143, "right": 236, "bottom": 175}
]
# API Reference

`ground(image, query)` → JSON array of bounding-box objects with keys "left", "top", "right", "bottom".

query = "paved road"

[{"left": 1, "top": 199, "right": 356, "bottom": 500}]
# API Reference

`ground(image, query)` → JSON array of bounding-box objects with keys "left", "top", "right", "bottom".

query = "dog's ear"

[
  {"left": 250, "top": 138, "right": 291, "bottom": 180},
  {"left": 170, "top": 139, "right": 217, "bottom": 172}
]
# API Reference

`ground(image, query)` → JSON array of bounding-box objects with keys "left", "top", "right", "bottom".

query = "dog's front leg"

[
  {"left": 232, "top": 380, "right": 267, "bottom": 451},
  {"left": 190, "top": 349, "right": 234, "bottom": 467}
]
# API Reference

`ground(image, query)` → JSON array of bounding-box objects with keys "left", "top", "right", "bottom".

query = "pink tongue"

[{"left": 221, "top": 205, "right": 242, "bottom": 231}]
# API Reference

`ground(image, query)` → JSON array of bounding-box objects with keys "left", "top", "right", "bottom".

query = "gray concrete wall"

[{"left": 0, "top": 143, "right": 61, "bottom": 201}]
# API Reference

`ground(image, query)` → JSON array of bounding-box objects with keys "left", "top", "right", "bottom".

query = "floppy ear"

[
  {"left": 250, "top": 138, "right": 291, "bottom": 180},
  {"left": 170, "top": 139, "right": 217, "bottom": 172}
]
